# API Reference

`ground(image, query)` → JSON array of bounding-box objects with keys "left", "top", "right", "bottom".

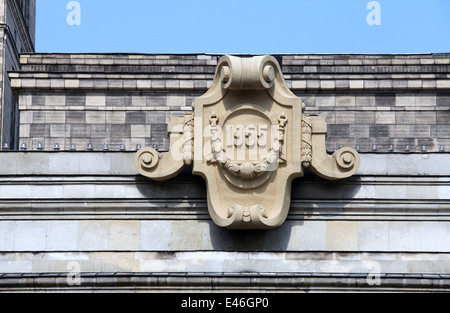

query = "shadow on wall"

[
  {"left": 207, "top": 172, "right": 362, "bottom": 252},
  {"left": 207, "top": 221, "right": 295, "bottom": 251},
  {"left": 135, "top": 166, "right": 207, "bottom": 200},
  {"left": 291, "top": 170, "right": 363, "bottom": 217},
  {"left": 135, "top": 167, "right": 362, "bottom": 252}
]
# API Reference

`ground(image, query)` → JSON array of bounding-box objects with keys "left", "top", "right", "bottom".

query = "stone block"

[
  {"left": 106, "top": 94, "right": 130, "bottom": 107},
  {"left": 415, "top": 112, "right": 436, "bottom": 124},
  {"left": 66, "top": 93, "right": 86, "bottom": 106},
  {"left": 66, "top": 111, "right": 86, "bottom": 124},
  {"left": 86, "top": 94, "right": 106, "bottom": 107},
  {"left": 336, "top": 95, "right": 356, "bottom": 107},
  {"left": 78, "top": 221, "right": 110, "bottom": 250},
  {"left": 389, "top": 222, "right": 422, "bottom": 251},
  {"left": 357, "top": 222, "right": 390, "bottom": 251},
  {"left": 80, "top": 80, "right": 94, "bottom": 89},
  {"left": 30, "top": 124, "right": 50, "bottom": 137},
  {"left": 140, "top": 221, "right": 172, "bottom": 250},
  {"left": 132, "top": 96, "right": 146, "bottom": 107},
  {"left": 335, "top": 112, "right": 355, "bottom": 124},
  {"left": 327, "top": 124, "right": 349, "bottom": 138},
  {"left": 375, "top": 111, "right": 395, "bottom": 124},
  {"left": 106, "top": 111, "right": 126, "bottom": 124},
  {"left": 355, "top": 111, "right": 375, "bottom": 124},
  {"left": 437, "top": 94, "right": 450, "bottom": 107},
  {"left": 89, "top": 124, "right": 109, "bottom": 138},
  {"left": 45, "top": 111, "right": 66, "bottom": 124},
  {"left": 14, "top": 222, "right": 47, "bottom": 251},
  {"left": 86, "top": 111, "right": 106, "bottom": 124},
  {"left": 349, "top": 80, "right": 364, "bottom": 89},
  {"left": 79, "top": 153, "right": 111, "bottom": 173},
  {"left": 335, "top": 80, "right": 350, "bottom": 89},
  {"left": 46, "top": 221, "right": 78, "bottom": 251},
  {"left": 171, "top": 221, "right": 203, "bottom": 250},
  {"left": 376, "top": 93, "right": 396, "bottom": 107},
  {"left": 306, "top": 80, "right": 320, "bottom": 89},
  {"left": 48, "top": 153, "right": 81, "bottom": 174},
  {"left": 356, "top": 94, "right": 375, "bottom": 107},
  {"left": 291, "top": 221, "right": 327, "bottom": 251},
  {"left": 109, "top": 221, "right": 141, "bottom": 250},
  {"left": 111, "top": 153, "right": 139, "bottom": 175},
  {"left": 45, "top": 94, "right": 66, "bottom": 106},
  {"left": 150, "top": 124, "right": 168, "bottom": 138},
  {"left": 131, "top": 124, "right": 151, "bottom": 138},
  {"left": 21, "top": 79, "right": 36, "bottom": 88},
  {"left": 389, "top": 125, "right": 410, "bottom": 138},
  {"left": 50, "top": 79, "right": 64, "bottom": 89},
  {"left": 19, "top": 124, "right": 30, "bottom": 137},
  {"left": 364, "top": 80, "right": 378, "bottom": 89},
  {"left": 326, "top": 221, "right": 358, "bottom": 251},
  {"left": 111, "top": 124, "right": 130, "bottom": 138},
  {"left": 416, "top": 94, "right": 436, "bottom": 107},
  {"left": 432, "top": 125, "right": 450, "bottom": 138},
  {"left": 395, "top": 111, "right": 416, "bottom": 125},
  {"left": 349, "top": 124, "right": 370, "bottom": 138},
  {"left": 70, "top": 124, "right": 90, "bottom": 137},
  {"left": 65, "top": 79, "right": 80, "bottom": 89},
  {"left": 316, "top": 94, "right": 335, "bottom": 107},
  {"left": 0, "top": 222, "right": 15, "bottom": 251},
  {"left": 137, "top": 80, "right": 152, "bottom": 89},
  {"left": 320, "top": 80, "right": 335, "bottom": 90},
  {"left": 292, "top": 80, "right": 306, "bottom": 89},
  {"left": 93, "top": 80, "right": 108, "bottom": 90},
  {"left": 126, "top": 112, "right": 146, "bottom": 124},
  {"left": 167, "top": 95, "right": 186, "bottom": 107},
  {"left": 409, "top": 125, "right": 430, "bottom": 138},
  {"left": 396, "top": 94, "right": 416, "bottom": 107},
  {"left": 50, "top": 124, "right": 70, "bottom": 138},
  {"left": 201, "top": 221, "right": 235, "bottom": 250},
  {"left": 379, "top": 80, "right": 393, "bottom": 89},
  {"left": 436, "top": 111, "right": 450, "bottom": 124},
  {"left": 20, "top": 111, "right": 33, "bottom": 124}
]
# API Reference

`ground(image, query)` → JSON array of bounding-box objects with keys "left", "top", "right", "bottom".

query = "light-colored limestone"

[
  {"left": 109, "top": 221, "right": 140, "bottom": 250},
  {"left": 326, "top": 221, "right": 358, "bottom": 251},
  {"left": 134, "top": 55, "right": 360, "bottom": 230},
  {"left": 86, "top": 94, "right": 106, "bottom": 107},
  {"left": 78, "top": 221, "right": 110, "bottom": 250}
]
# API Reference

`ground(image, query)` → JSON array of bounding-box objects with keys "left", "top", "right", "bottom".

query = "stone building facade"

[
  {"left": 0, "top": 1, "right": 450, "bottom": 292},
  {"left": 0, "top": 0, "right": 35, "bottom": 149},
  {"left": 9, "top": 53, "right": 450, "bottom": 153}
]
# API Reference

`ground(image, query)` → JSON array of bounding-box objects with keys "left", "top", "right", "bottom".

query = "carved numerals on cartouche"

[{"left": 206, "top": 112, "right": 288, "bottom": 180}]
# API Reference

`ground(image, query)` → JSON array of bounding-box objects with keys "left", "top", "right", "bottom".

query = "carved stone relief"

[{"left": 135, "top": 55, "right": 360, "bottom": 229}]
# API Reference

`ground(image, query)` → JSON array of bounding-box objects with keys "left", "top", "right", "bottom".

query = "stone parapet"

[{"left": 9, "top": 53, "right": 450, "bottom": 153}]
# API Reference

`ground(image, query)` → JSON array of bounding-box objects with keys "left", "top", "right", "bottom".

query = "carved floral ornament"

[{"left": 134, "top": 55, "right": 360, "bottom": 230}]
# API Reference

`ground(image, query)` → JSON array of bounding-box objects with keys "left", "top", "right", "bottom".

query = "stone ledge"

[
  {"left": 0, "top": 152, "right": 449, "bottom": 176},
  {"left": 1, "top": 271, "right": 449, "bottom": 292}
]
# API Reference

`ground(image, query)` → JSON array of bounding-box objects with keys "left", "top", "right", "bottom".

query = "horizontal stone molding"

[
  {"left": 0, "top": 251, "right": 449, "bottom": 292},
  {"left": 1, "top": 272, "right": 450, "bottom": 293},
  {"left": 9, "top": 76, "right": 450, "bottom": 93},
  {"left": 1, "top": 152, "right": 450, "bottom": 176}
]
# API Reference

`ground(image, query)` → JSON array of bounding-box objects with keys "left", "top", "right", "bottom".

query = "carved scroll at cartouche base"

[{"left": 134, "top": 54, "right": 360, "bottom": 230}]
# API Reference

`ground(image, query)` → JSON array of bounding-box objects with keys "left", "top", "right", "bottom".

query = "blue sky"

[{"left": 36, "top": 0, "right": 450, "bottom": 54}]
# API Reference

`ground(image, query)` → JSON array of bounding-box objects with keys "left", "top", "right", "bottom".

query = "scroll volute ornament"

[{"left": 135, "top": 55, "right": 360, "bottom": 229}]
